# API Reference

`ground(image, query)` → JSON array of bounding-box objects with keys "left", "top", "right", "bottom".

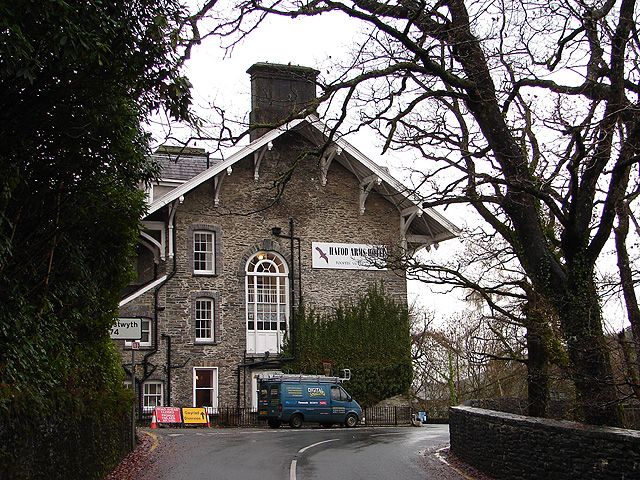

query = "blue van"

[{"left": 258, "top": 372, "right": 363, "bottom": 429}]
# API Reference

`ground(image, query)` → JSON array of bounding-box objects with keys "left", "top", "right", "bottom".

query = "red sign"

[{"left": 154, "top": 407, "right": 182, "bottom": 423}]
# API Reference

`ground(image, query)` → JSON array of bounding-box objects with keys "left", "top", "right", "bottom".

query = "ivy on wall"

[{"left": 283, "top": 285, "right": 412, "bottom": 406}]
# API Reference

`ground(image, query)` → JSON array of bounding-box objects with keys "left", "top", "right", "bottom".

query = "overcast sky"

[{"left": 150, "top": 5, "right": 631, "bottom": 331}]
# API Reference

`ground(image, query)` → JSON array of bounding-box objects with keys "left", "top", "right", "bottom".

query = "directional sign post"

[
  {"left": 110, "top": 317, "right": 142, "bottom": 450},
  {"left": 110, "top": 318, "right": 142, "bottom": 340}
]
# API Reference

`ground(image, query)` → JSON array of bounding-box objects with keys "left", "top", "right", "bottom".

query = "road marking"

[
  {"left": 290, "top": 438, "right": 339, "bottom": 480},
  {"left": 298, "top": 438, "right": 339, "bottom": 454},
  {"left": 289, "top": 459, "right": 297, "bottom": 480},
  {"left": 141, "top": 430, "right": 159, "bottom": 453},
  {"left": 434, "top": 446, "right": 476, "bottom": 480}
]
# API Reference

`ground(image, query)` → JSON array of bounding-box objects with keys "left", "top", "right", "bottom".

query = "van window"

[{"left": 331, "top": 386, "right": 349, "bottom": 401}]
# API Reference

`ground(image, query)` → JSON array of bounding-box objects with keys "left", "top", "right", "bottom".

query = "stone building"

[{"left": 116, "top": 63, "right": 458, "bottom": 414}]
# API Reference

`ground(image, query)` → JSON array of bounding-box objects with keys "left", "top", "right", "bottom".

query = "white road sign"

[{"left": 110, "top": 318, "right": 142, "bottom": 340}]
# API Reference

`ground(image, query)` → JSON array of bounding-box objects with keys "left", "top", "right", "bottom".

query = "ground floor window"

[
  {"left": 193, "top": 367, "right": 218, "bottom": 410},
  {"left": 143, "top": 381, "right": 163, "bottom": 413}
]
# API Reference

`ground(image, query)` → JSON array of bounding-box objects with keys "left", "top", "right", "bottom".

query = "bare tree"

[
  {"left": 405, "top": 228, "right": 563, "bottom": 417},
  {"left": 199, "top": 0, "right": 640, "bottom": 426},
  {"left": 614, "top": 194, "right": 640, "bottom": 399},
  {"left": 411, "top": 306, "right": 529, "bottom": 417}
]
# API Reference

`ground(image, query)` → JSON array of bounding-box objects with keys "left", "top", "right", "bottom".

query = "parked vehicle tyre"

[
  {"left": 289, "top": 414, "right": 303, "bottom": 429},
  {"left": 268, "top": 419, "right": 281, "bottom": 429},
  {"left": 345, "top": 413, "right": 358, "bottom": 428}
]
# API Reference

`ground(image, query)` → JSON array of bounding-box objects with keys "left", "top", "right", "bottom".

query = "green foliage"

[
  {"left": 0, "top": 0, "right": 191, "bottom": 475},
  {"left": 0, "top": 383, "right": 133, "bottom": 479},
  {"left": 283, "top": 285, "right": 413, "bottom": 406}
]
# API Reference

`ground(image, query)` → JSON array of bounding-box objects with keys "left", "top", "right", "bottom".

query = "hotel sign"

[{"left": 312, "top": 242, "right": 388, "bottom": 270}]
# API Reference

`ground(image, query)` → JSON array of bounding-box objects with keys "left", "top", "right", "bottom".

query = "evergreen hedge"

[{"left": 284, "top": 285, "right": 413, "bottom": 406}]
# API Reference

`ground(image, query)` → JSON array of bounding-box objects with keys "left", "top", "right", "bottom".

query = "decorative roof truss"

[
  {"left": 400, "top": 206, "right": 423, "bottom": 250},
  {"left": 213, "top": 166, "right": 233, "bottom": 207},
  {"left": 319, "top": 144, "right": 342, "bottom": 186},
  {"left": 359, "top": 174, "right": 382, "bottom": 215},
  {"left": 253, "top": 141, "right": 273, "bottom": 181}
]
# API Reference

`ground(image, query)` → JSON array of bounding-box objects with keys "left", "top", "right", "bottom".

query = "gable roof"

[{"left": 147, "top": 115, "right": 460, "bottom": 246}]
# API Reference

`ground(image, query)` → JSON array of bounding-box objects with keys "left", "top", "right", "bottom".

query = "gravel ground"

[{"left": 105, "top": 430, "right": 158, "bottom": 480}]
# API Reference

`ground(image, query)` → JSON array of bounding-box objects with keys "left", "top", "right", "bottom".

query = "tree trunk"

[
  {"left": 614, "top": 202, "right": 640, "bottom": 376},
  {"left": 526, "top": 325, "right": 550, "bottom": 418},
  {"left": 556, "top": 270, "right": 620, "bottom": 426},
  {"left": 617, "top": 330, "right": 640, "bottom": 402},
  {"left": 523, "top": 289, "right": 552, "bottom": 418}
]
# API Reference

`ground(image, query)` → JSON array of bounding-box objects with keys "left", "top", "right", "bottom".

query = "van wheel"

[
  {"left": 345, "top": 414, "right": 358, "bottom": 428},
  {"left": 289, "top": 414, "right": 303, "bottom": 429},
  {"left": 268, "top": 419, "right": 281, "bottom": 429}
]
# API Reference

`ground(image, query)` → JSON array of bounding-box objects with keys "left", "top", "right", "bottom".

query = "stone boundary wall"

[{"left": 449, "top": 406, "right": 640, "bottom": 480}]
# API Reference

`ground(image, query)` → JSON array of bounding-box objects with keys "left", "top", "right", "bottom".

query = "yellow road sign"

[{"left": 182, "top": 407, "right": 208, "bottom": 424}]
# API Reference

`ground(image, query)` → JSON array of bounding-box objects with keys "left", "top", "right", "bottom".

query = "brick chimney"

[{"left": 247, "top": 63, "right": 320, "bottom": 140}]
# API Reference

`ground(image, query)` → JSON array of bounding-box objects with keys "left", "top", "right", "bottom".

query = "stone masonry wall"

[
  {"left": 449, "top": 406, "right": 640, "bottom": 480},
  {"left": 118, "top": 130, "right": 410, "bottom": 409}
]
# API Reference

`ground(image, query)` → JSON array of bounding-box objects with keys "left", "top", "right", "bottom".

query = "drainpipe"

[
  {"left": 162, "top": 333, "right": 171, "bottom": 406},
  {"left": 139, "top": 199, "right": 180, "bottom": 411},
  {"left": 271, "top": 218, "right": 302, "bottom": 356}
]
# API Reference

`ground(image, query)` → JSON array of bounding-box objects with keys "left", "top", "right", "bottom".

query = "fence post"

[{"left": 394, "top": 406, "right": 398, "bottom": 426}]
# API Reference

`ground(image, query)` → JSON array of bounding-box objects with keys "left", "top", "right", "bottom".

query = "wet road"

[{"left": 141, "top": 425, "right": 450, "bottom": 480}]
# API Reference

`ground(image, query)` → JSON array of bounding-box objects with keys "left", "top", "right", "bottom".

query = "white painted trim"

[
  {"left": 307, "top": 116, "right": 461, "bottom": 237},
  {"left": 119, "top": 275, "right": 168, "bottom": 307},
  {"left": 245, "top": 252, "right": 289, "bottom": 355},
  {"left": 146, "top": 119, "right": 306, "bottom": 215},
  {"left": 142, "top": 381, "right": 164, "bottom": 413},
  {"left": 142, "top": 221, "right": 166, "bottom": 260},
  {"left": 125, "top": 317, "right": 152, "bottom": 348},
  {"left": 192, "top": 366, "right": 219, "bottom": 410},
  {"left": 144, "top": 115, "right": 459, "bottom": 241}
]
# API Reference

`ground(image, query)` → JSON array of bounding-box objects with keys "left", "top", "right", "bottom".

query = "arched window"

[{"left": 245, "top": 251, "right": 289, "bottom": 354}]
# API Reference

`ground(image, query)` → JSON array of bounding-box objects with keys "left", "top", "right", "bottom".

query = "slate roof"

[{"left": 153, "top": 146, "right": 221, "bottom": 181}]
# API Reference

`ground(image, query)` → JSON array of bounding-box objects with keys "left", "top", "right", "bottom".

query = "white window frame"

[
  {"left": 193, "top": 367, "right": 218, "bottom": 412},
  {"left": 195, "top": 298, "right": 214, "bottom": 343},
  {"left": 125, "top": 318, "right": 152, "bottom": 348},
  {"left": 245, "top": 252, "right": 289, "bottom": 354},
  {"left": 193, "top": 230, "right": 215, "bottom": 274},
  {"left": 142, "top": 381, "right": 163, "bottom": 413}
]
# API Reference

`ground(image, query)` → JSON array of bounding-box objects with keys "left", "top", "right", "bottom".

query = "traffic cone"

[
  {"left": 150, "top": 408, "right": 158, "bottom": 429},
  {"left": 206, "top": 411, "right": 211, "bottom": 428}
]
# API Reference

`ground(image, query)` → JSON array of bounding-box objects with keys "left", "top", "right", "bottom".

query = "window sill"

[
  {"left": 193, "top": 271, "right": 217, "bottom": 277},
  {"left": 194, "top": 341, "right": 217, "bottom": 346}
]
